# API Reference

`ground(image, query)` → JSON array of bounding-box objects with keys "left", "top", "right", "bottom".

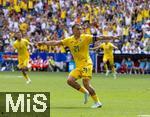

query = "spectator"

[
  {"left": 125, "top": 13, "right": 132, "bottom": 26},
  {"left": 37, "top": 56, "right": 44, "bottom": 71},
  {"left": 31, "top": 57, "right": 38, "bottom": 71},
  {"left": 145, "top": 59, "right": 150, "bottom": 74},
  {"left": 133, "top": 44, "right": 142, "bottom": 54},
  {"left": 144, "top": 40, "right": 150, "bottom": 54},
  {"left": 48, "top": 56, "right": 62, "bottom": 72},
  {"left": 115, "top": 62, "right": 121, "bottom": 73},
  {"left": 0, "top": 38, "right": 4, "bottom": 52},
  {"left": 120, "top": 58, "right": 127, "bottom": 74},
  {"left": 43, "top": 56, "right": 49, "bottom": 71},
  {"left": 0, "top": 0, "right": 149, "bottom": 54},
  {"left": 125, "top": 58, "right": 134, "bottom": 74},
  {"left": 133, "top": 60, "right": 140, "bottom": 74},
  {"left": 139, "top": 59, "right": 146, "bottom": 74}
]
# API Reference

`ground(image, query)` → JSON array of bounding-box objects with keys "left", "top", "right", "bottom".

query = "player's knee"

[
  {"left": 67, "top": 79, "right": 71, "bottom": 85},
  {"left": 83, "top": 79, "right": 90, "bottom": 88},
  {"left": 67, "top": 78, "right": 74, "bottom": 86},
  {"left": 83, "top": 83, "right": 90, "bottom": 89}
]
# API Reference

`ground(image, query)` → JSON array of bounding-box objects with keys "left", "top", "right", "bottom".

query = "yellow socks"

[
  {"left": 79, "top": 87, "right": 88, "bottom": 94},
  {"left": 91, "top": 95, "right": 100, "bottom": 103},
  {"left": 79, "top": 87, "right": 100, "bottom": 104},
  {"left": 111, "top": 65, "right": 115, "bottom": 73},
  {"left": 104, "top": 63, "right": 108, "bottom": 71}
]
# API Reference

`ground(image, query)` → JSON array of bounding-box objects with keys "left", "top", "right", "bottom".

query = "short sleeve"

[
  {"left": 61, "top": 37, "right": 70, "bottom": 47},
  {"left": 84, "top": 34, "right": 93, "bottom": 44},
  {"left": 109, "top": 43, "right": 114, "bottom": 48},
  {"left": 100, "top": 43, "right": 104, "bottom": 48},
  {"left": 23, "top": 39, "right": 30, "bottom": 46}
]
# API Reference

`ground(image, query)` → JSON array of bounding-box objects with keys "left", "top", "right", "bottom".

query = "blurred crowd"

[{"left": 0, "top": 0, "right": 149, "bottom": 54}]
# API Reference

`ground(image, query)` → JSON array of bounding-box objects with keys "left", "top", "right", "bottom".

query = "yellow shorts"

[
  {"left": 18, "top": 57, "right": 29, "bottom": 69},
  {"left": 69, "top": 64, "right": 93, "bottom": 79},
  {"left": 103, "top": 56, "right": 114, "bottom": 65}
]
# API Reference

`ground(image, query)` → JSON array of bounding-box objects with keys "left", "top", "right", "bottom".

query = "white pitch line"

[{"left": 0, "top": 75, "right": 23, "bottom": 78}]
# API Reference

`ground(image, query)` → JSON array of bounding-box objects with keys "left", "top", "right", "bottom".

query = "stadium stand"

[{"left": 0, "top": 0, "right": 149, "bottom": 73}]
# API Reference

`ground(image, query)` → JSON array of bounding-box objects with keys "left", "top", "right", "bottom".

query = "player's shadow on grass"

[{"left": 51, "top": 106, "right": 91, "bottom": 110}]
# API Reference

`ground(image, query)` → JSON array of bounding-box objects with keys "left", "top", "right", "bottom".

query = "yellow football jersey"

[
  {"left": 14, "top": 5, "right": 21, "bottom": 12},
  {"left": 61, "top": 34, "right": 93, "bottom": 68},
  {"left": 48, "top": 0, "right": 52, "bottom": 5},
  {"left": 20, "top": 1, "right": 28, "bottom": 11},
  {"left": 19, "top": 22, "right": 28, "bottom": 33},
  {"left": 142, "top": 9, "right": 149, "bottom": 18},
  {"left": 3, "top": 0, "right": 6, "bottom": 6},
  {"left": 100, "top": 42, "right": 114, "bottom": 57},
  {"left": 13, "top": 39, "right": 30, "bottom": 57},
  {"left": 123, "top": 27, "right": 129, "bottom": 36},
  {"left": 0, "top": 0, "right": 2, "bottom": 5},
  {"left": 61, "top": 10, "right": 66, "bottom": 19},
  {"left": 14, "top": 0, "right": 17, "bottom": 5},
  {"left": 28, "top": 0, "right": 33, "bottom": 9},
  {"left": 102, "top": 29, "right": 108, "bottom": 36},
  {"left": 136, "top": 13, "right": 143, "bottom": 22}
]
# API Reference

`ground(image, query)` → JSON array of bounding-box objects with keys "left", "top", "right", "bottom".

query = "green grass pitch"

[{"left": 0, "top": 72, "right": 150, "bottom": 117}]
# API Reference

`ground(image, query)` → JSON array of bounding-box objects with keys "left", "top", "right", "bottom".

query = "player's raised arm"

[
  {"left": 90, "top": 45, "right": 100, "bottom": 51},
  {"left": 112, "top": 45, "right": 118, "bottom": 49},
  {"left": 28, "top": 42, "right": 35, "bottom": 52},
  {"left": 93, "top": 35, "right": 120, "bottom": 42},
  {"left": 37, "top": 40, "right": 63, "bottom": 46}
]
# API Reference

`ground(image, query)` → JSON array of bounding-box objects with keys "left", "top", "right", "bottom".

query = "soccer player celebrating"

[
  {"left": 38, "top": 24, "right": 117, "bottom": 108},
  {"left": 92, "top": 40, "right": 118, "bottom": 79},
  {"left": 13, "top": 32, "right": 32, "bottom": 84}
]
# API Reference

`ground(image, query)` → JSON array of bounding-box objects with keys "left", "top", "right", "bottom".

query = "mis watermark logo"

[{"left": 0, "top": 92, "right": 50, "bottom": 117}]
